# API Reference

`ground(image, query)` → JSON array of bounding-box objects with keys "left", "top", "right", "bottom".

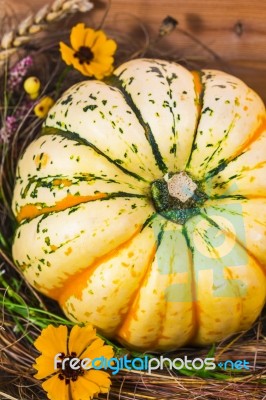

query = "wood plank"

[{"left": 2, "top": 0, "right": 266, "bottom": 101}]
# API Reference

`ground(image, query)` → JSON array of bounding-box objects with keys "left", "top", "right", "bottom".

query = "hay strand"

[{"left": 0, "top": 0, "right": 94, "bottom": 68}]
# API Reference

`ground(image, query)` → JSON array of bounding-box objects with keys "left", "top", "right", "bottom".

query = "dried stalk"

[{"left": 0, "top": 0, "right": 94, "bottom": 68}]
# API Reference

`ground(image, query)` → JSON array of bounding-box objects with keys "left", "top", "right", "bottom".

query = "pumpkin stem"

[
  {"left": 164, "top": 172, "right": 197, "bottom": 202},
  {"left": 151, "top": 171, "right": 207, "bottom": 224}
]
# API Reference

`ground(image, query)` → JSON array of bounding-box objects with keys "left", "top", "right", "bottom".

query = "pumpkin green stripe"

[
  {"left": 202, "top": 153, "right": 243, "bottom": 182},
  {"left": 154, "top": 60, "right": 178, "bottom": 157},
  {"left": 20, "top": 174, "right": 132, "bottom": 200},
  {"left": 199, "top": 117, "right": 238, "bottom": 176},
  {"left": 105, "top": 75, "right": 168, "bottom": 174},
  {"left": 19, "top": 191, "right": 148, "bottom": 226},
  {"left": 40, "top": 127, "right": 148, "bottom": 183},
  {"left": 197, "top": 116, "right": 241, "bottom": 182},
  {"left": 101, "top": 191, "right": 147, "bottom": 200},
  {"left": 209, "top": 193, "right": 246, "bottom": 201},
  {"left": 185, "top": 71, "right": 205, "bottom": 169},
  {"left": 141, "top": 212, "right": 158, "bottom": 232}
]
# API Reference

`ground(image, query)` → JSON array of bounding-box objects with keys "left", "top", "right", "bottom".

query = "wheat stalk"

[{"left": 0, "top": 0, "right": 94, "bottom": 68}]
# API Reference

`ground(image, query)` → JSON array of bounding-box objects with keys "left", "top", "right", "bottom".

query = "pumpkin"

[{"left": 12, "top": 58, "right": 266, "bottom": 351}]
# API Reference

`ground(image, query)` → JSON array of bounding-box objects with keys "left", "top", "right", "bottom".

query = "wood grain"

[{"left": 2, "top": 0, "right": 266, "bottom": 101}]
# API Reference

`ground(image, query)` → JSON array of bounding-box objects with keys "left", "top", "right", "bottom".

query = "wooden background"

[{"left": 2, "top": 0, "right": 266, "bottom": 102}]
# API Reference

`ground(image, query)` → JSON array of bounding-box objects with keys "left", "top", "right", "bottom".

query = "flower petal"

[
  {"left": 105, "top": 39, "right": 117, "bottom": 55},
  {"left": 68, "top": 324, "right": 96, "bottom": 356},
  {"left": 70, "top": 23, "right": 86, "bottom": 50},
  {"left": 72, "top": 59, "right": 93, "bottom": 77},
  {"left": 42, "top": 374, "right": 69, "bottom": 400},
  {"left": 34, "top": 325, "right": 67, "bottom": 357},
  {"left": 82, "top": 63, "right": 95, "bottom": 76},
  {"left": 92, "top": 38, "right": 117, "bottom": 56},
  {"left": 90, "top": 56, "right": 114, "bottom": 68},
  {"left": 84, "top": 28, "right": 99, "bottom": 48},
  {"left": 81, "top": 338, "right": 114, "bottom": 362},
  {"left": 59, "top": 42, "right": 76, "bottom": 66},
  {"left": 84, "top": 369, "right": 112, "bottom": 393},
  {"left": 83, "top": 62, "right": 103, "bottom": 79},
  {"left": 91, "top": 31, "right": 107, "bottom": 50},
  {"left": 84, "top": 61, "right": 114, "bottom": 79},
  {"left": 61, "top": 46, "right": 92, "bottom": 77},
  {"left": 71, "top": 376, "right": 100, "bottom": 400},
  {"left": 33, "top": 354, "right": 57, "bottom": 379}
]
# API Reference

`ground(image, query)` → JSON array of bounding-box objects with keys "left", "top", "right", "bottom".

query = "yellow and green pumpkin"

[{"left": 12, "top": 59, "right": 266, "bottom": 351}]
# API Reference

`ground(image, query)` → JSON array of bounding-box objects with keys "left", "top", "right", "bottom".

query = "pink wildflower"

[{"left": 7, "top": 56, "right": 33, "bottom": 92}]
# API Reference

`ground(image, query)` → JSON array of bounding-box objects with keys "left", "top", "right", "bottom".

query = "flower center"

[
  {"left": 151, "top": 171, "right": 208, "bottom": 224},
  {"left": 57, "top": 352, "right": 85, "bottom": 385},
  {"left": 74, "top": 46, "right": 94, "bottom": 64}
]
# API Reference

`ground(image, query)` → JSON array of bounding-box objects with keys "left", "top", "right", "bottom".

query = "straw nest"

[{"left": 0, "top": 1, "right": 265, "bottom": 399}]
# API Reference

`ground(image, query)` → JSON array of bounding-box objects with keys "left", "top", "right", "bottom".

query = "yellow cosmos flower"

[
  {"left": 59, "top": 23, "right": 117, "bottom": 79},
  {"left": 33, "top": 324, "right": 114, "bottom": 400},
  {"left": 34, "top": 96, "right": 55, "bottom": 118}
]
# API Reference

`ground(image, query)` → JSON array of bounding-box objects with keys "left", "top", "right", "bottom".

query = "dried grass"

[{"left": 0, "top": 0, "right": 93, "bottom": 69}]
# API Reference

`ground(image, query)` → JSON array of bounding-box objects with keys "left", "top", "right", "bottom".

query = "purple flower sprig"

[
  {"left": 7, "top": 56, "right": 33, "bottom": 92},
  {"left": 0, "top": 100, "right": 36, "bottom": 144},
  {"left": 0, "top": 116, "right": 17, "bottom": 143}
]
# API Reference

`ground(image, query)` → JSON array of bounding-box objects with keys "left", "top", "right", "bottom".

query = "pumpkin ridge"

[
  {"left": 199, "top": 115, "right": 238, "bottom": 175},
  {"left": 56, "top": 222, "right": 152, "bottom": 307},
  {"left": 16, "top": 193, "right": 107, "bottom": 223},
  {"left": 181, "top": 225, "right": 200, "bottom": 342},
  {"left": 115, "top": 217, "right": 167, "bottom": 341},
  {"left": 155, "top": 226, "right": 196, "bottom": 348},
  {"left": 19, "top": 174, "right": 139, "bottom": 200},
  {"left": 118, "top": 221, "right": 196, "bottom": 350},
  {"left": 184, "top": 211, "right": 266, "bottom": 343},
  {"left": 183, "top": 217, "right": 231, "bottom": 345},
  {"left": 16, "top": 174, "right": 147, "bottom": 211},
  {"left": 185, "top": 70, "right": 205, "bottom": 169},
  {"left": 41, "top": 127, "right": 148, "bottom": 183},
  {"left": 241, "top": 194, "right": 266, "bottom": 200},
  {"left": 203, "top": 116, "right": 266, "bottom": 181},
  {"left": 232, "top": 116, "right": 266, "bottom": 157},
  {"left": 152, "top": 59, "right": 179, "bottom": 160},
  {"left": 204, "top": 116, "right": 266, "bottom": 179},
  {"left": 115, "top": 244, "right": 158, "bottom": 340},
  {"left": 16, "top": 191, "right": 148, "bottom": 223},
  {"left": 116, "top": 232, "right": 162, "bottom": 347},
  {"left": 202, "top": 211, "right": 266, "bottom": 276},
  {"left": 209, "top": 194, "right": 245, "bottom": 201},
  {"left": 104, "top": 75, "right": 168, "bottom": 174},
  {"left": 233, "top": 233, "right": 266, "bottom": 277}
]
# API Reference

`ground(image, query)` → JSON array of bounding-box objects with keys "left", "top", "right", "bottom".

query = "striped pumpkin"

[{"left": 12, "top": 59, "right": 266, "bottom": 351}]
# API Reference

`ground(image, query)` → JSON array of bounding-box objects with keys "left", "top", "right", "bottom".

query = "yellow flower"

[
  {"left": 33, "top": 324, "right": 114, "bottom": 400},
  {"left": 59, "top": 23, "right": 117, "bottom": 79},
  {"left": 34, "top": 96, "right": 55, "bottom": 118}
]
